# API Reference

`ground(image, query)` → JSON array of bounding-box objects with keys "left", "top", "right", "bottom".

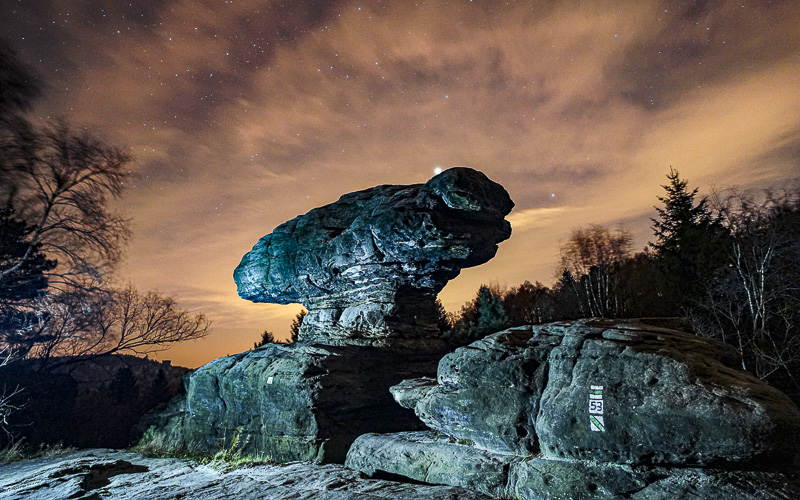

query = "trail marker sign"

[{"left": 589, "top": 385, "right": 605, "bottom": 432}]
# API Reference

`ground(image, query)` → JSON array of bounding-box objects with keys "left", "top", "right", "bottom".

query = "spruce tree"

[
  {"left": 652, "top": 168, "right": 711, "bottom": 253},
  {"left": 146, "top": 367, "right": 171, "bottom": 407},
  {"left": 434, "top": 298, "right": 451, "bottom": 334},
  {"left": 289, "top": 309, "right": 306, "bottom": 342},
  {"left": 254, "top": 330, "right": 277, "bottom": 348},
  {"left": 475, "top": 286, "right": 509, "bottom": 334},
  {"left": 109, "top": 366, "right": 138, "bottom": 403},
  {"left": 650, "top": 168, "right": 726, "bottom": 310}
]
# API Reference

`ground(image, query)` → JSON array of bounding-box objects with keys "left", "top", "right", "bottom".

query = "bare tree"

[
  {"left": 25, "top": 285, "right": 210, "bottom": 371},
  {"left": 504, "top": 281, "right": 556, "bottom": 326},
  {"left": 692, "top": 187, "right": 800, "bottom": 392},
  {"left": 0, "top": 122, "right": 131, "bottom": 293},
  {"left": 557, "top": 225, "right": 632, "bottom": 317}
]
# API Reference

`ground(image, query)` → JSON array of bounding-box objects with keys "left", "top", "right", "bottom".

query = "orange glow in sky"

[{"left": 3, "top": 1, "right": 798, "bottom": 367}]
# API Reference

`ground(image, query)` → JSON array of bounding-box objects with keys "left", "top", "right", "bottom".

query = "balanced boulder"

[{"left": 234, "top": 167, "right": 513, "bottom": 343}]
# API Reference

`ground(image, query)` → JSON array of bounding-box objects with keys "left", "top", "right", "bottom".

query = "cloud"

[
  {"left": 507, "top": 207, "right": 573, "bottom": 232},
  {"left": 4, "top": 0, "right": 800, "bottom": 366}
]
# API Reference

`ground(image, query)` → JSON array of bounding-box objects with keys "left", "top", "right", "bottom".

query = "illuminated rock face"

[
  {"left": 347, "top": 319, "right": 800, "bottom": 498},
  {"left": 395, "top": 319, "right": 800, "bottom": 465},
  {"left": 148, "top": 343, "right": 442, "bottom": 463},
  {"left": 145, "top": 168, "right": 513, "bottom": 464},
  {"left": 234, "top": 167, "right": 513, "bottom": 343}
]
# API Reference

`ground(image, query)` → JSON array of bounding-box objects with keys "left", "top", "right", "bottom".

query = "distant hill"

[
  {"left": 1, "top": 355, "right": 191, "bottom": 449},
  {"left": 42, "top": 354, "right": 191, "bottom": 394}
]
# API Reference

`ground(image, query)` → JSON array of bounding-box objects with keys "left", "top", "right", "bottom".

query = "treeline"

[
  {"left": 444, "top": 169, "right": 800, "bottom": 402},
  {"left": 1, "top": 355, "right": 187, "bottom": 449}
]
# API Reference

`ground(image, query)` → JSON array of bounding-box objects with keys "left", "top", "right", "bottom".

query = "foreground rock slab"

[
  {"left": 347, "top": 431, "right": 800, "bottom": 500},
  {"left": 0, "top": 449, "right": 491, "bottom": 500},
  {"left": 346, "top": 431, "right": 520, "bottom": 497},
  {"left": 403, "top": 319, "right": 800, "bottom": 467},
  {"left": 349, "top": 319, "right": 800, "bottom": 498}
]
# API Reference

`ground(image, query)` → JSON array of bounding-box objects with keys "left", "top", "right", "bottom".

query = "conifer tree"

[
  {"left": 289, "top": 309, "right": 306, "bottom": 342},
  {"left": 109, "top": 366, "right": 138, "bottom": 403},
  {"left": 146, "top": 367, "right": 171, "bottom": 407},
  {"left": 475, "top": 286, "right": 509, "bottom": 334},
  {"left": 254, "top": 330, "right": 277, "bottom": 348},
  {"left": 652, "top": 168, "right": 711, "bottom": 253},
  {"left": 650, "top": 168, "right": 727, "bottom": 309},
  {"left": 434, "top": 298, "right": 451, "bottom": 333},
  {"left": 449, "top": 285, "right": 509, "bottom": 342}
]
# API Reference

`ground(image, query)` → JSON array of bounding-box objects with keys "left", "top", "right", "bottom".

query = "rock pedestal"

[
  {"left": 143, "top": 167, "right": 514, "bottom": 463},
  {"left": 233, "top": 167, "right": 513, "bottom": 343},
  {"left": 346, "top": 319, "right": 800, "bottom": 498}
]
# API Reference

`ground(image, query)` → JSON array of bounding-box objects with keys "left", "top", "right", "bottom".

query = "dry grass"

[{"left": 0, "top": 442, "right": 77, "bottom": 464}]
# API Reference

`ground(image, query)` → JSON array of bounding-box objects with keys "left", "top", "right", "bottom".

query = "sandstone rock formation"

[
  {"left": 234, "top": 167, "right": 513, "bottom": 343},
  {"left": 140, "top": 342, "right": 444, "bottom": 463},
  {"left": 346, "top": 319, "right": 800, "bottom": 498},
  {"left": 0, "top": 449, "right": 491, "bottom": 499},
  {"left": 142, "top": 167, "right": 514, "bottom": 463}
]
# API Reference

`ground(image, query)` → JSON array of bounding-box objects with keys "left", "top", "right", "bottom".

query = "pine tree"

[
  {"left": 289, "top": 309, "right": 306, "bottom": 342},
  {"left": 475, "top": 286, "right": 509, "bottom": 334},
  {"left": 434, "top": 298, "right": 451, "bottom": 333},
  {"left": 449, "top": 285, "right": 509, "bottom": 342},
  {"left": 651, "top": 168, "right": 712, "bottom": 253},
  {"left": 254, "top": 330, "right": 276, "bottom": 348},
  {"left": 146, "top": 367, "right": 171, "bottom": 407},
  {"left": 109, "top": 366, "right": 138, "bottom": 403}
]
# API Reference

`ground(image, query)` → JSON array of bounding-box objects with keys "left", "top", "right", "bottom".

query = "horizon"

[{"left": 2, "top": 0, "right": 798, "bottom": 367}]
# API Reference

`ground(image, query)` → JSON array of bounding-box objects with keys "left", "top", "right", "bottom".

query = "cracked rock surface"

[
  {"left": 233, "top": 167, "right": 513, "bottom": 342},
  {"left": 346, "top": 431, "right": 800, "bottom": 499},
  {"left": 399, "top": 318, "right": 800, "bottom": 466},
  {"left": 346, "top": 319, "right": 800, "bottom": 498},
  {"left": 0, "top": 449, "right": 491, "bottom": 500}
]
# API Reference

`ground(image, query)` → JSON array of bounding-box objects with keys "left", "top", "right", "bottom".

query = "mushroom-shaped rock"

[{"left": 234, "top": 167, "right": 513, "bottom": 342}]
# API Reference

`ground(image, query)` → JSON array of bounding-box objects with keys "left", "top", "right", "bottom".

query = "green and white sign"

[{"left": 589, "top": 385, "right": 605, "bottom": 432}]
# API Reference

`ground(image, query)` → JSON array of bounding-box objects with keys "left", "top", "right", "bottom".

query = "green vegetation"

[{"left": 131, "top": 427, "right": 272, "bottom": 472}]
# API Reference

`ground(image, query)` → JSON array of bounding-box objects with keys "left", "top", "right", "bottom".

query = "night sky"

[{"left": 2, "top": 0, "right": 798, "bottom": 367}]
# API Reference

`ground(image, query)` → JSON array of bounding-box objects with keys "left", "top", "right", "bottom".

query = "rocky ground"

[{"left": 0, "top": 449, "right": 490, "bottom": 500}]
